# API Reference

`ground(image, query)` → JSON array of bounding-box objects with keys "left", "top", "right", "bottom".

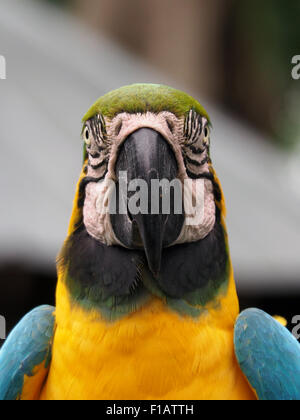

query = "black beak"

[{"left": 111, "top": 128, "right": 184, "bottom": 277}]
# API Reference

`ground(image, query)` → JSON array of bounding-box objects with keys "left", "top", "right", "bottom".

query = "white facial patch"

[
  {"left": 83, "top": 176, "right": 122, "bottom": 246},
  {"left": 83, "top": 112, "right": 216, "bottom": 247},
  {"left": 172, "top": 178, "right": 216, "bottom": 245}
]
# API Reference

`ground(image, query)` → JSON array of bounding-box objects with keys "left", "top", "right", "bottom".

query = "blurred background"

[{"left": 0, "top": 0, "right": 300, "bottom": 343}]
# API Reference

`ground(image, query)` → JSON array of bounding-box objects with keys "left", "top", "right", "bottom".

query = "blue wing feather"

[
  {"left": 234, "top": 308, "right": 300, "bottom": 400},
  {"left": 0, "top": 305, "right": 55, "bottom": 400}
]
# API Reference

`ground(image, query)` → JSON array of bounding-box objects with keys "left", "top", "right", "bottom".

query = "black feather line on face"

[
  {"left": 89, "top": 114, "right": 107, "bottom": 147},
  {"left": 185, "top": 169, "right": 211, "bottom": 180},
  {"left": 184, "top": 155, "right": 209, "bottom": 167},
  {"left": 89, "top": 152, "right": 100, "bottom": 159},
  {"left": 98, "top": 113, "right": 107, "bottom": 138},
  {"left": 88, "top": 158, "right": 109, "bottom": 171},
  {"left": 84, "top": 114, "right": 110, "bottom": 175},
  {"left": 188, "top": 145, "right": 206, "bottom": 155},
  {"left": 87, "top": 144, "right": 106, "bottom": 153},
  {"left": 184, "top": 110, "right": 203, "bottom": 146}
]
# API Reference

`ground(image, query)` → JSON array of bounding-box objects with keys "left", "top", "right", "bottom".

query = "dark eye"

[
  {"left": 83, "top": 127, "right": 91, "bottom": 146},
  {"left": 203, "top": 126, "right": 210, "bottom": 146}
]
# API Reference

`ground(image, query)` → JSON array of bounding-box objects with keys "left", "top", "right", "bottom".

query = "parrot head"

[{"left": 59, "top": 84, "right": 234, "bottom": 320}]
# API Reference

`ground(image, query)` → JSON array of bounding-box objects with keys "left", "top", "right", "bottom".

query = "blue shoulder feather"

[
  {"left": 0, "top": 305, "right": 55, "bottom": 400},
  {"left": 234, "top": 308, "right": 300, "bottom": 400}
]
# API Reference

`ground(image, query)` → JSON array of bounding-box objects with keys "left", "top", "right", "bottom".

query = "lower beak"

[{"left": 111, "top": 128, "right": 184, "bottom": 277}]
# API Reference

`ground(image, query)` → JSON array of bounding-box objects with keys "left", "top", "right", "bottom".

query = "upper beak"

[{"left": 111, "top": 128, "right": 184, "bottom": 277}]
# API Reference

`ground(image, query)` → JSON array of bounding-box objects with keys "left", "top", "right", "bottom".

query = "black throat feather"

[{"left": 58, "top": 216, "right": 230, "bottom": 321}]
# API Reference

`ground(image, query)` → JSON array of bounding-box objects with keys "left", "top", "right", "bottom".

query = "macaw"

[{"left": 0, "top": 84, "right": 300, "bottom": 400}]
